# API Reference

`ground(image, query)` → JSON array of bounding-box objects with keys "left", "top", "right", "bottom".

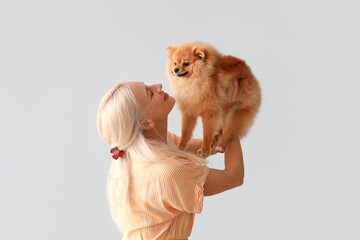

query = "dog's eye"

[
  {"left": 174, "top": 62, "right": 177, "bottom": 66},
  {"left": 183, "top": 62, "right": 189, "bottom": 66}
]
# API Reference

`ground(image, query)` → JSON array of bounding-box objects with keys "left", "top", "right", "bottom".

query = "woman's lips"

[{"left": 164, "top": 92, "right": 169, "bottom": 100}]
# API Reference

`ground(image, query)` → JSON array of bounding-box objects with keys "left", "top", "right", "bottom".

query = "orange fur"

[{"left": 165, "top": 42, "right": 261, "bottom": 157}]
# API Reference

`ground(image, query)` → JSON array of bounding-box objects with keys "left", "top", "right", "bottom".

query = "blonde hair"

[{"left": 97, "top": 82, "right": 208, "bottom": 233}]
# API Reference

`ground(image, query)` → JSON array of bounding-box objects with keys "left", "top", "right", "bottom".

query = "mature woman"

[{"left": 97, "top": 81, "right": 244, "bottom": 239}]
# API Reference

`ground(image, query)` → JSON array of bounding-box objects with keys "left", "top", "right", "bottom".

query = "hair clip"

[{"left": 110, "top": 147, "right": 126, "bottom": 160}]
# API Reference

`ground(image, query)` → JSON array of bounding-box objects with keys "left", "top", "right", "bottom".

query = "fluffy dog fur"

[{"left": 166, "top": 42, "right": 261, "bottom": 157}]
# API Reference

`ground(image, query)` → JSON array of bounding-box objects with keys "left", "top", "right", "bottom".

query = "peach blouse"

[{"left": 121, "top": 133, "right": 210, "bottom": 240}]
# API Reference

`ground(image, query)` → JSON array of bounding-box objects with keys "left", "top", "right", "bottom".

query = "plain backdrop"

[{"left": 1, "top": 0, "right": 359, "bottom": 239}]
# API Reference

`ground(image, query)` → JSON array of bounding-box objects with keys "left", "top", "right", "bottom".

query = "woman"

[{"left": 97, "top": 81, "right": 244, "bottom": 239}]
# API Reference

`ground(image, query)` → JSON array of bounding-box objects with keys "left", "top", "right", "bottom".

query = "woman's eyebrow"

[{"left": 145, "top": 85, "right": 151, "bottom": 100}]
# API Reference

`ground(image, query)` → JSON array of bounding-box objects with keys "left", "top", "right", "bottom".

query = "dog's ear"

[
  {"left": 165, "top": 46, "right": 175, "bottom": 58},
  {"left": 193, "top": 47, "right": 206, "bottom": 59}
]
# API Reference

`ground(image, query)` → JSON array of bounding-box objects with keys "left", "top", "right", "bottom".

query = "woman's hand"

[{"left": 224, "top": 79, "right": 241, "bottom": 114}]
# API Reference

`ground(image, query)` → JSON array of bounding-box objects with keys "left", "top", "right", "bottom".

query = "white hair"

[{"left": 97, "top": 82, "right": 208, "bottom": 232}]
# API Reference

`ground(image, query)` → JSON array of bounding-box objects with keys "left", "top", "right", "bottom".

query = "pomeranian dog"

[{"left": 165, "top": 42, "right": 261, "bottom": 157}]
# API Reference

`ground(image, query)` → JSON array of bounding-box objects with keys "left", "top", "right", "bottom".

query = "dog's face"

[{"left": 165, "top": 44, "right": 207, "bottom": 79}]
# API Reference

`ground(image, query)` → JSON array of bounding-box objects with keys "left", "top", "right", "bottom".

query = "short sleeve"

[{"left": 160, "top": 158, "right": 210, "bottom": 214}]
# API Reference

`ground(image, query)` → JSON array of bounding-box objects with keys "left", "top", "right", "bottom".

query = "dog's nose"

[{"left": 174, "top": 68, "right": 179, "bottom": 73}]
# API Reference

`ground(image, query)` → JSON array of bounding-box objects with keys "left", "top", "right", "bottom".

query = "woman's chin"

[{"left": 170, "top": 97, "right": 176, "bottom": 108}]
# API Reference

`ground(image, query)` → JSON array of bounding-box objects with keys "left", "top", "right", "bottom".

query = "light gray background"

[{"left": 1, "top": 0, "right": 359, "bottom": 239}]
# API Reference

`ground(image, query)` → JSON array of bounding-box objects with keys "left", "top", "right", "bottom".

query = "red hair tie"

[{"left": 110, "top": 147, "right": 126, "bottom": 160}]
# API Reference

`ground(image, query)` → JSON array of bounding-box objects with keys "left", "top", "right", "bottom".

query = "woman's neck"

[{"left": 145, "top": 119, "right": 168, "bottom": 143}]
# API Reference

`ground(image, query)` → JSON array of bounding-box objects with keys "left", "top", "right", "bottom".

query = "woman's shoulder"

[
  {"left": 151, "top": 156, "right": 206, "bottom": 182},
  {"left": 152, "top": 155, "right": 190, "bottom": 169}
]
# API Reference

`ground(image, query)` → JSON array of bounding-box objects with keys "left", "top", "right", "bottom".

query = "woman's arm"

[
  {"left": 203, "top": 137, "right": 244, "bottom": 196},
  {"left": 169, "top": 132, "right": 245, "bottom": 196}
]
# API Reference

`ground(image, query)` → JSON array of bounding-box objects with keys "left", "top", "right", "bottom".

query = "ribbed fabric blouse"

[{"left": 121, "top": 132, "right": 210, "bottom": 240}]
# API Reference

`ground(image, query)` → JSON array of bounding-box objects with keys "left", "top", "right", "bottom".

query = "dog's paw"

[
  {"left": 215, "top": 146, "right": 224, "bottom": 153},
  {"left": 197, "top": 148, "right": 210, "bottom": 158},
  {"left": 178, "top": 143, "right": 186, "bottom": 151}
]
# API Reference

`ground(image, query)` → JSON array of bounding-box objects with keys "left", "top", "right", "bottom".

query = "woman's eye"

[
  {"left": 183, "top": 62, "right": 189, "bottom": 66},
  {"left": 174, "top": 62, "right": 177, "bottom": 66}
]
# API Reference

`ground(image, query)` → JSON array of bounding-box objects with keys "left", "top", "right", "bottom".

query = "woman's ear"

[{"left": 140, "top": 119, "right": 155, "bottom": 131}]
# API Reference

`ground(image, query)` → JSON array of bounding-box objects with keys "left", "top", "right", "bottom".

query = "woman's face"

[{"left": 127, "top": 82, "right": 175, "bottom": 122}]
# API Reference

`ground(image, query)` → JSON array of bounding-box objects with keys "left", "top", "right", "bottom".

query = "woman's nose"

[{"left": 156, "top": 84, "right": 162, "bottom": 93}]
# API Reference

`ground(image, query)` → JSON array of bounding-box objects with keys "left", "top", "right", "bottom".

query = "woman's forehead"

[{"left": 127, "top": 81, "right": 148, "bottom": 106}]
